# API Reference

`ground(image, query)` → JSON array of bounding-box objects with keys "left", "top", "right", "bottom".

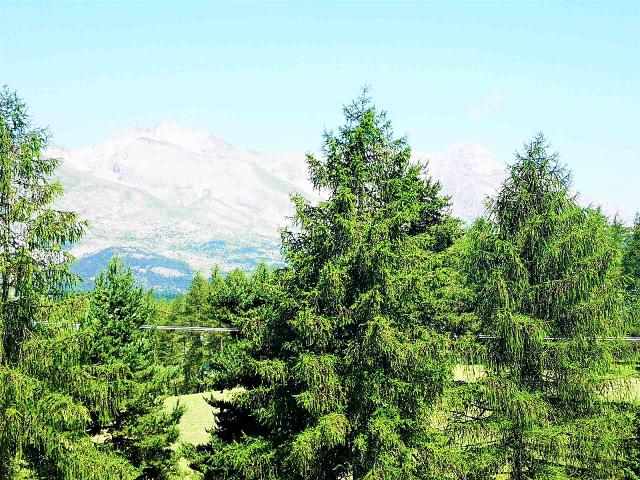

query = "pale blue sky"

[{"left": 1, "top": 1, "right": 638, "bottom": 212}]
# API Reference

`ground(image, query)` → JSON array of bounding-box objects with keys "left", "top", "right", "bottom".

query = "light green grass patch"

[
  {"left": 602, "top": 364, "right": 640, "bottom": 402},
  {"left": 164, "top": 389, "right": 242, "bottom": 479},
  {"left": 453, "top": 364, "right": 486, "bottom": 382},
  {"left": 164, "top": 390, "right": 235, "bottom": 446}
]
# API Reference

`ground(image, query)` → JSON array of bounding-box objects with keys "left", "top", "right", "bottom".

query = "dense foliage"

[
  {"left": 0, "top": 87, "right": 181, "bottom": 480},
  {"left": 623, "top": 215, "right": 640, "bottom": 335},
  {"left": 79, "top": 257, "right": 183, "bottom": 478},
  {"left": 190, "top": 92, "right": 474, "bottom": 479},
  {"left": 0, "top": 87, "right": 135, "bottom": 478},
  {"left": 623, "top": 215, "right": 640, "bottom": 293},
  {"left": 1, "top": 88, "right": 637, "bottom": 480},
  {"left": 459, "top": 134, "right": 633, "bottom": 479},
  {"left": 152, "top": 265, "right": 273, "bottom": 394}
]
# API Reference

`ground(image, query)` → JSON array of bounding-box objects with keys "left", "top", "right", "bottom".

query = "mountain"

[
  {"left": 413, "top": 142, "right": 504, "bottom": 220},
  {"left": 73, "top": 246, "right": 196, "bottom": 297},
  {"left": 51, "top": 122, "right": 628, "bottom": 293}
]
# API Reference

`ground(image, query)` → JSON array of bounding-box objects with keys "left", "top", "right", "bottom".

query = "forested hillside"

[{"left": 1, "top": 87, "right": 638, "bottom": 479}]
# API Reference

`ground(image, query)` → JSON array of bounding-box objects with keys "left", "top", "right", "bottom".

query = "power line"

[
  {"left": 38, "top": 322, "right": 238, "bottom": 333},
  {"left": 142, "top": 325, "right": 237, "bottom": 333},
  {"left": 36, "top": 322, "right": 640, "bottom": 341},
  {"left": 477, "top": 334, "right": 640, "bottom": 343}
]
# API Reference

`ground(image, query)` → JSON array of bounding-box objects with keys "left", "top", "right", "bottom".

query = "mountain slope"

[
  {"left": 53, "top": 122, "right": 628, "bottom": 293},
  {"left": 73, "top": 247, "right": 196, "bottom": 296}
]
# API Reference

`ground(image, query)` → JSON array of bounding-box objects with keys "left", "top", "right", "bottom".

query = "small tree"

[
  {"left": 81, "top": 256, "right": 183, "bottom": 479},
  {"left": 461, "top": 134, "right": 632, "bottom": 479}
]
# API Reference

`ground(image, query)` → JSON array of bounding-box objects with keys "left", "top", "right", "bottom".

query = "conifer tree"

[
  {"left": 621, "top": 215, "right": 640, "bottom": 479},
  {"left": 202, "top": 263, "right": 278, "bottom": 392},
  {"left": 192, "top": 91, "right": 465, "bottom": 479},
  {"left": 151, "top": 267, "right": 261, "bottom": 395},
  {"left": 80, "top": 256, "right": 183, "bottom": 479},
  {"left": 185, "top": 272, "right": 212, "bottom": 322},
  {"left": 623, "top": 214, "right": 640, "bottom": 292},
  {"left": 179, "top": 273, "right": 211, "bottom": 392},
  {"left": 460, "top": 134, "right": 632, "bottom": 479},
  {"left": 623, "top": 214, "right": 640, "bottom": 334},
  {"left": 0, "top": 86, "right": 85, "bottom": 363},
  {"left": 0, "top": 87, "right": 137, "bottom": 478}
]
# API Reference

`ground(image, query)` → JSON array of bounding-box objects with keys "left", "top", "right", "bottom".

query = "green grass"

[
  {"left": 164, "top": 390, "right": 236, "bottom": 446},
  {"left": 164, "top": 390, "right": 239, "bottom": 480}
]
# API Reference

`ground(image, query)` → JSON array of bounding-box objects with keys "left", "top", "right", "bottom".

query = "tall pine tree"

[
  {"left": 192, "top": 91, "right": 466, "bottom": 479},
  {"left": 460, "top": 134, "right": 632, "bottom": 479},
  {"left": 0, "top": 86, "right": 85, "bottom": 363},
  {"left": 0, "top": 87, "right": 136, "bottom": 478}
]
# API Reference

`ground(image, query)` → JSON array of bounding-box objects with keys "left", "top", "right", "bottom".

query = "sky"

[{"left": 1, "top": 1, "right": 639, "bottom": 213}]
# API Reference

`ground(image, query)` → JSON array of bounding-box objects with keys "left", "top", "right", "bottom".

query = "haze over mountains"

[{"left": 50, "top": 122, "right": 627, "bottom": 294}]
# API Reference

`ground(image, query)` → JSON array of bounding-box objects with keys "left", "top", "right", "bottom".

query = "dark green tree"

[
  {"left": 210, "top": 268, "right": 251, "bottom": 326},
  {"left": 621, "top": 215, "right": 640, "bottom": 479},
  {"left": 623, "top": 214, "right": 640, "bottom": 292},
  {"left": 192, "top": 91, "right": 466, "bottom": 479},
  {"left": 156, "top": 265, "right": 277, "bottom": 395},
  {"left": 460, "top": 134, "right": 632, "bottom": 479},
  {"left": 81, "top": 256, "right": 183, "bottom": 479},
  {"left": 623, "top": 214, "right": 640, "bottom": 335},
  {"left": 0, "top": 87, "right": 136, "bottom": 478}
]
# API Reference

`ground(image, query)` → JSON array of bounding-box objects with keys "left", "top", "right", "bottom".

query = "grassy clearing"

[
  {"left": 164, "top": 390, "right": 238, "bottom": 479},
  {"left": 164, "top": 390, "right": 235, "bottom": 445}
]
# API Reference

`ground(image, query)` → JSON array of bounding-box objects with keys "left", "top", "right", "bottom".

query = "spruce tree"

[
  {"left": 179, "top": 273, "right": 211, "bottom": 392},
  {"left": 621, "top": 215, "right": 640, "bottom": 479},
  {"left": 0, "top": 87, "right": 136, "bottom": 478},
  {"left": 623, "top": 214, "right": 640, "bottom": 335},
  {"left": 192, "top": 91, "right": 464, "bottom": 479},
  {"left": 623, "top": 214, "right": 640, "bottom": 292},
  {"left": 0, "top": 86, "right": 85, "bottom": 363},
  {"left": 80, "top": 256, "right": 183, "bottom": 479},
  {"left": 460, "top": 134, "right": 632, "bottom": 479}
]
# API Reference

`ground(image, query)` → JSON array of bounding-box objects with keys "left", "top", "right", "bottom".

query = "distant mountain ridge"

[
  {"left": 73, "top": 247, "right": 196, "bottom": 296},
  {"left": 51, "top": 122, "right": 628, "bottom": 293}
]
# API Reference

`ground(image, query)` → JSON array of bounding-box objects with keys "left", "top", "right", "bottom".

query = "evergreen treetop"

[
  {"left": 0, "top": 87, "right": 136, "bottom": 479},
  {"left": 192, "top": 91, "right": 467, "bottom": 480},
  {"left": 461, "top": 133, "right": 632, "bottom": 479}
]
